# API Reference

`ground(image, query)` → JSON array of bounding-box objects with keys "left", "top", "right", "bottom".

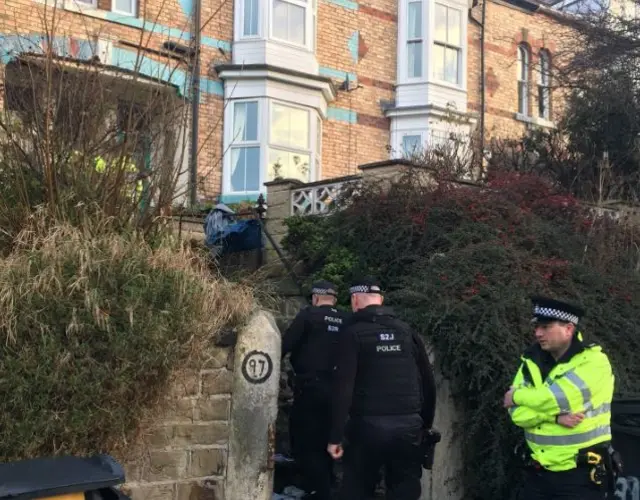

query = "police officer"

[
  {"left": 504, "top": 296, "right": 615, "bottom": 500},
  {"left": 282, "top": 280, "right": 350, "bottom": 500},
  {"left": 327, "top": 277, "right": 437, "bottom": 500}
]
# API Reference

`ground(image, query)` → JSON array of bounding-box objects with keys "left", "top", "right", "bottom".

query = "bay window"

[
  {"left": 225, "top": 98, "right": 321, "bottom": 196},
  {"left": 433, "top": 3, "right": 461, "bottom": 85}
]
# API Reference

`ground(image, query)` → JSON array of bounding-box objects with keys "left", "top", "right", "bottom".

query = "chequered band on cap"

[
  {"left": 534, "top": 305, "right": 579, "bottom": 324},
  {"left": 349, "top": 285, "right": 381, "bottom": 294},
  {"left": 311, "top": 287, "right": 336, "bottom": 296}
]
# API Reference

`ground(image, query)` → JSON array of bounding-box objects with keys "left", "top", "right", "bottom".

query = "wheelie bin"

[{"left": 0, "top": 454, "right": 130, "bottom": 500}]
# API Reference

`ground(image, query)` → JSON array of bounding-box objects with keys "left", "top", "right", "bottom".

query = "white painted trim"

[
  {"left": 216, "top": 67, "right": 335, "bottom": 112},
  {"left": 110, "top": 0, "right": 136, "bottom": 17},
  {"left": 64, "top": 0, "right": 98, "bottom": 10}
]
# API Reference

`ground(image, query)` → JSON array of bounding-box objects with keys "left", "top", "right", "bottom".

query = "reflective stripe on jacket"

[{"left": 508, "top": 334, "right": 614, "bottom": 472}]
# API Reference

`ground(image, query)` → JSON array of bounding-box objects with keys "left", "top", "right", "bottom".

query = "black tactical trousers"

[
  {"left": 289, "top": 384, "right": 333, "bottom": 500},
  {"left": 338, "top": 415, "right": 423, "bottom": 500},
  {"left": 522, "top": 466, "right": 606, "bottom": 500}
]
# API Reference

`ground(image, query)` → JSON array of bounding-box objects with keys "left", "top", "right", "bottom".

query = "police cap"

[
  {"left": 310, "top": 280, "right": 338, "bottom": 297},
  {"left": 349, "top": 276, "right": 383, "bottom": 295},
  {"left": 530, "top": 296, "right": 585, "bottom": 325}
]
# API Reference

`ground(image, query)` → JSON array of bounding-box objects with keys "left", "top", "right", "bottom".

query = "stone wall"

[
  {"left": 119, "top": 309, "right": 282, "bottom": 500},
  {"left": 121, "top": 352, "right": 233, "bottom": 500}
]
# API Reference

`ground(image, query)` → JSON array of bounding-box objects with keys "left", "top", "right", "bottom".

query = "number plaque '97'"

[{"left": 241, "top": 350, "right": 273, "bottom": 384}]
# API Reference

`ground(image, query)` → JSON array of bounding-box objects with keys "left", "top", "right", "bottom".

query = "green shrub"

[
  {"left": 0, "top": 214, "right": 253, "bottom": 461},
  {"left": 283, "top": 170, "right": 640, "bottom": 499}
]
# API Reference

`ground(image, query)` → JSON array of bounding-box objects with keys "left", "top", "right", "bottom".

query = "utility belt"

[
  {"left": 576, "top": 443, "right": 623, "bottom": 494},
  {"left": 520, "top": 442, "right": 623, "bottom": 494}
]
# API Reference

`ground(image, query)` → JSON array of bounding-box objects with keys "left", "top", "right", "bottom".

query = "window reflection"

[{"left": 268, "top": 149, "right": 311, "bottom": 182}]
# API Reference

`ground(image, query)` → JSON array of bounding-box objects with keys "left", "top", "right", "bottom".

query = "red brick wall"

[{"left": 467, "top": 0, "right": 573, "bottom": 141}]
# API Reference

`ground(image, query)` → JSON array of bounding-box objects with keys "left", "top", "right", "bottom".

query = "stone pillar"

[
  {"left": 225, "top": 309, "right": 282, "bottom": 500},
  {"left": 264, "top": 178, "right": 303, "bottom": 251},
  {"left": 420, "top": 347, "right": 465, "bottom": 500}
]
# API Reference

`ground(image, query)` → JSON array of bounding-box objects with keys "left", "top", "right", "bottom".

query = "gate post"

[{"left": 225, "top": 309, "right": 282, "bottom": 500}]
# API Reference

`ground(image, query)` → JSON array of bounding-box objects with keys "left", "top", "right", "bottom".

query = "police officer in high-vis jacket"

[
  {"left": 282, "top": 280, "right": 350, "bottom": 500},
  {"left": 504, "top": 296, "right": 616, "bottom": 500},
  {"left": 327, "top": 277, "right": 437, "bottom": 500}
]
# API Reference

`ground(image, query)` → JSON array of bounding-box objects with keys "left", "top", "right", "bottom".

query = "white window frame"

[
  {"left": 240, "top": 0, "right": 260, "bottom": 38},
  {"left": 518, "top": 44, "right": 530, "bottom": 116},
  {"left": 223, "top": 97, "right": 321, "bottom": 197},
  {"left": 65, "top": 0, "right": 98, "bottom": 9},
  {"left": 406, "top": 1, "right": 424, "bottom": 80},
  {"left": 538, "top": 50, "right": 551, "bottom": 120},
  {"left": 270, "top": 0, "right": 316, "bottom": 51},
  {"left": 433, "top": 3, "right": 462, "bottom": 86},
  {"left": 268, "top": 100, "right": 313, "bottom": 184},
  {"left": 227, "top": 99, "right": 262, "bottom": 196},
  {"left": 111, "top": 0, "right": 136, "bottom": 16}
]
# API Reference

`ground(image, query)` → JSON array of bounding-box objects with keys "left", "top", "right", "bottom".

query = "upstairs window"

[
  {"left": 272, "top": 0, "right": 308, "bottom": 46},
  {"left": 517, "top": 44, "right": 530, "bottom": 115},
  {"left": 242, "top": 0, "right": 259, "bottom": 36},
  {"left": 538, "top": 50, "right": 551, "bottom": 120},
  {"left": 433, "top": 3, "right": 461, "bottom": 85},
  {"left": 407, "top": 1, "right": 423, "bottom": 78}
]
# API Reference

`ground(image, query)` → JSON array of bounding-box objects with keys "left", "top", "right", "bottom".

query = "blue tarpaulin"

[{"left": 204, "top": 204, "right": 263, "bottom": 255}]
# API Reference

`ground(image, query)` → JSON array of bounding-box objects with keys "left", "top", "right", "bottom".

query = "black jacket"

[
  {"left": 329, "top": 305, "right": 437, "bottom": 444},
  {"left": 282, "top": 304, "right": 351, "bottom": 381}
]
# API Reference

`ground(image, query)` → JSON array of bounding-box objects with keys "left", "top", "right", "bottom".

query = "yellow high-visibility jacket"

[
  {"left": 93, "top": 155, "right": 143, "bottom": 199},
  {"left": 509, "top": 333, "right": 614, "bottom": 472}
]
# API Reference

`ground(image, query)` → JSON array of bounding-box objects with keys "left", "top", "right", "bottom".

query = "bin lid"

[{"left": 0, "top": 454, "right": 125, "bottom": 499}]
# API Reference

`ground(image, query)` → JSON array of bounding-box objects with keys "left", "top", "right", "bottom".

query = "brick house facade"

[{"left": 0, "top": 0, "right": 575, "bottom": 204}]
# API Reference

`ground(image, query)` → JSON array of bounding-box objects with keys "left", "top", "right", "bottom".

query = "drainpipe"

[
  {"left": 479, "top": 0, "right": 487, "bottom": 172},
  {"left": 189, "top": 0, "right": 201, "bottom": 207}
]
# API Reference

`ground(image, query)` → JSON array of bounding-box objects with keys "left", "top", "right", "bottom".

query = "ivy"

[{"left": 282, "top": 170, "right": 640, "bottom": 499}]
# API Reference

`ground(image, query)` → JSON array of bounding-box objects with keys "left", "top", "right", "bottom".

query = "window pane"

[
  {"left": 288, "top": 3, "right": 306, "bottom": 45},
  {"left": 402, "top": 135, "right": 422, "bottom": 154},
  {"left": 268, "top": 149, "right": 311, "bottom": 182},
  {"left": 518, "top": 47, "right": 528, "bottom": 81},
  {"left": 114, "top": 0, "right": 133, "bottom": 12},
  {"left": 243, "top": 0, "right": 259, "bottom": 36},
  {"left": 447, "top": 8, "right": 461, "bottom": 45},
  {"left": 233, "top": 101, "right": 258, "bottom": 142},
  {"left": 408, "top": 41, "right": 423, "bottom": 78},
  {"left": 273, "top": 0, "right": 306, "bottom": 45},
  {"left": 408, "top": 1, "right": 422, "bottom": 39},
  {"left": 271, "top": 103, "right": 309, "bottom": 149},
  {"left": 433, "top": 44, "right": 445, "bottom": 81},
  {"left": 445, "top": 47, "right": 458, "bottom": 84},
  {"left": 434, "top": 4, "right": 447, "bottom": 43},
  {"left": 230, "top": 147, "right": 260, "bottom": 192}
]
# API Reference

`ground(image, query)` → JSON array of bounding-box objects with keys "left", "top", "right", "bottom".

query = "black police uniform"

[
  {"left": 329, "top": 278, "right": 437, "bottom": 500},
  {"left": 282, "top": 281, "right": 351, "bottom": 500}
]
